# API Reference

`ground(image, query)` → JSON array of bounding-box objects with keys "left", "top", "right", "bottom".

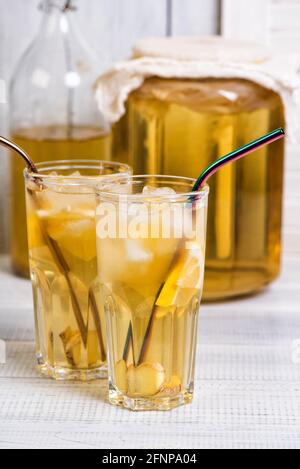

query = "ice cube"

[
  {"left": 142, "top": 186, "right": 176, "bottom": 196},
  {"left": 49, "top": 170, "right": 81, "bottom": 179},
  {"left": 125, "top": 239, "right": 153, "bottom": 263}
]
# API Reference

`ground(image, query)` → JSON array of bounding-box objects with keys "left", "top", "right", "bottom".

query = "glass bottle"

[{"left": 10, "top": 0, "right": 111, "bottom": 277}]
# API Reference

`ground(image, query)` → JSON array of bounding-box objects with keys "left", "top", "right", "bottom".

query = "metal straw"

[
  {"left": 0, "top": 136, "right": 38, "bottom": 173},
  {"left": 193, "top": 128, "right": 285, "bottom": 191}
]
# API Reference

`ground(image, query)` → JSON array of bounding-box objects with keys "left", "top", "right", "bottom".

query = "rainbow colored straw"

[{"left": 192, "top": 127, "right": 285, "bottom": 191}]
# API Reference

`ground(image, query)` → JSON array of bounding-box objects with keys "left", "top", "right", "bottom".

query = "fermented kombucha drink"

[
  {"left": 96, "top": 176, "right": 208, "bottom": 410},
  {"left": 113, "top": 78, "right": 285, "bottom": 300},
  {"left": 25, "top": 160, "right": 130, "bottom": 381},
  {"left": 12, "top": 125, "right": 111, "bottom": 277}
]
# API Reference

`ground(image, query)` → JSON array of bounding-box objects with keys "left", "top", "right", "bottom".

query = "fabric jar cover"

[{"left": 95, "top": 36, "right": 300, "bottom": 141}]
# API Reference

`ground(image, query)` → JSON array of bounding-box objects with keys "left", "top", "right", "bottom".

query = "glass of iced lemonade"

[
  {"left": 24, "top": 160, "right": 131, "bottom": 381},
  {"left": 96, "top": 176, "right": 209, "bottom": 410}
]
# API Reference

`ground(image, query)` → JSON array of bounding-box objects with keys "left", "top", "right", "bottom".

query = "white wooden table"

[{"left": 0, "top": 254, "right": 300, "bottom": 450}]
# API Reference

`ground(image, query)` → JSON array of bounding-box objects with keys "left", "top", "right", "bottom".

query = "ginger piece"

[
  {"left": 159, "top": 375, "right": 182, "bottom": 397},
  {"left": 127, "top": 362, "right": 165, "bottom": 397}
]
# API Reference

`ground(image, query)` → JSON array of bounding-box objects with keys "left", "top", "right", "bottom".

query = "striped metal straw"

[
  {"left": 192, "top": 128, "right": 285, "bottom": 192},
  {"left": 0, "top": 135, "right": 38, "bottom": 173}
]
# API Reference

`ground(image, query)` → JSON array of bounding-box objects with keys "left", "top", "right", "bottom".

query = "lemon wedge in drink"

[
  {"left": 40, "top": 207, "right": 96, "bottom": 262},
  {"left": 155, "top": 241, "right": 204, "bottom": 308}
]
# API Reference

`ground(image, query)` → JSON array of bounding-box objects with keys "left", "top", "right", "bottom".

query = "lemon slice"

[
  {"left": 156, "top": 241, "right": 204, "bottom": 308},
  {"left": 27, "top": 214, "right": 44, "bottom": 249},
  {"left": 40, "top": 208, "right": 96, "bottom": 262}
]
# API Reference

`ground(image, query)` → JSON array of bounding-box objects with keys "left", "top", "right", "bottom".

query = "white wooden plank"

[
  {"left": 271, "top": 30, "right": 300, "bottom": 53},
  {"left": 271, "top": 4, "right": 300, "bottom": 30},
  {"left": 272, "top": 0, "right": 300, "bottom": 5},
  {"left": 269, "top": 1, "right": 300, "bottom": 52},
  {"left": 221, "top": 0, "right": 272, "bottom": 44},
  {"left": 171, "top": 0, "right": 220, "bottom": 35},
  {"left": 284, "top": 230, "right": 300, "bottom": 254},
  {"left": 116, "top": 0, "right": 167, "bottom": 58},
  {"left": 284, "top": 145, "right": 300, "bottom": 250},
  {"left": 286, "top": 145, "right": 300, "bottom": 171},
  {"left": 285, "top": 172, "right": 300, "bottom": 199},
  {"left": 271, "top": 29, "right": 300, "bottom": 42},
  {"left": 77, "top": 0, "right": 167, "bottom": 70}
]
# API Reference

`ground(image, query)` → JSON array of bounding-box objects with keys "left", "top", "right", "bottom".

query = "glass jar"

[
  {"left": 10, "top": 0, "right": 111, "bottom": 277},
  {"left": 112, "top": 40, "right": 285, "bottom": 301}
]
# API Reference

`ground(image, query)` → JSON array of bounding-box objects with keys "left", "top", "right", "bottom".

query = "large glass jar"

[
  {"left": 112, "top": 41, "right": 285, "bottom": 301},
  {"left": 10, "top": 0, "right": 111, "bottom": 277}
]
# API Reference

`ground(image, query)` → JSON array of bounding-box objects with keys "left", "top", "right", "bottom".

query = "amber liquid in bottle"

[
  {"left": 11, "top": 125, "right": 111, "bottom": 277},
  {"left": 112, "top": 78, "right": 285, "bottom": 300}
]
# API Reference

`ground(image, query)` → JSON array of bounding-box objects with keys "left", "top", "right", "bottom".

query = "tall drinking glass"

[
  {"left": 96, "top": 176, "right": 209, "bottom": 410},
  {"left": 24, "top": 160, "right": 131, "bottom": 381}
]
